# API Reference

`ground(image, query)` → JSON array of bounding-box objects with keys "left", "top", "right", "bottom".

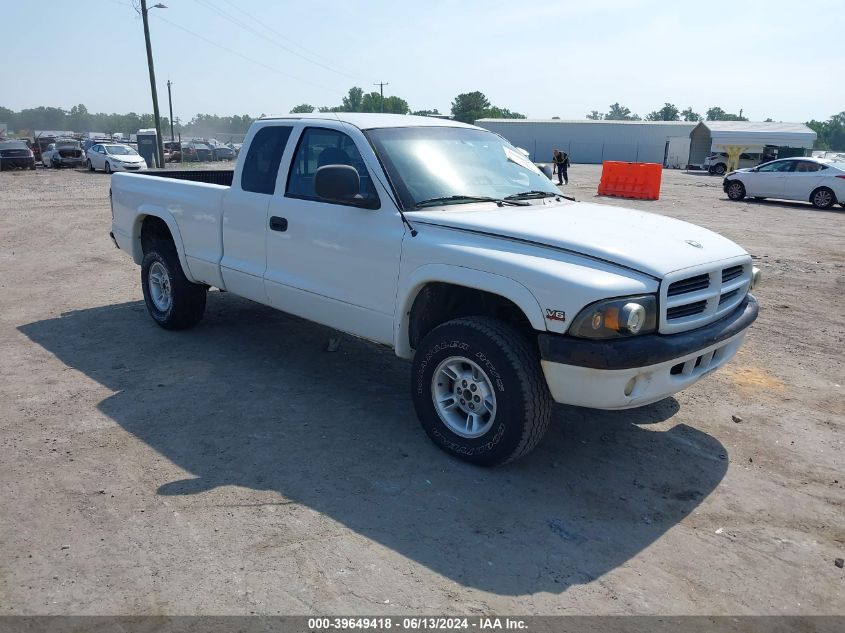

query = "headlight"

[{"left": 569, "top": 295, "right": 658, "bottom": 339}]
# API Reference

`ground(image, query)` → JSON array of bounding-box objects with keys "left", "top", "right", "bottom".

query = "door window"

[
  {"left": 285, "top": 127, "right": 379, "bottom": 208},
  {"left": 757, "top": 160, "right": 795, "bottom": 173},
  {"left": 794, "top": 161, "right": 822, "bottom": 173},
  {"left": 241, "top": 125, "right": 293, "bottom": 195}
]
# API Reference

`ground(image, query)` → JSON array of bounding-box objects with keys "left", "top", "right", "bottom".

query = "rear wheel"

[
  {"left": 711, "top": 163, "right": 727, "bottom": 176},
  {"left": 810, "top": 187, "right": 835, "bottom": 209},
  {"left": 141, "top": 243, "right": 207, "bottom": 330},
  {"left": 411, "top": 316, "right": 551, "bottom": 466},
  {"left": 726, "top": 180, "right": 746, "bottom": 201}
]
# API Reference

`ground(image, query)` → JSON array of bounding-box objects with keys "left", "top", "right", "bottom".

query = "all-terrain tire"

[
  {"left": 411, "top": 316, "right": 552, "bottom": 466},
  {"left": 726, "top": 180, "right": 746, "bottom": 201},
  {"left": 141, "top": 242, "right": 207, "bottom": 330}
]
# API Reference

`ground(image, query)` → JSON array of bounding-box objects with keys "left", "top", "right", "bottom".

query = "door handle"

[{"left": 269, "top": 216, "right": 288, "bottom": 232}]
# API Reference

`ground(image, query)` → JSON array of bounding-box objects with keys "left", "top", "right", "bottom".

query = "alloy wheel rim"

[
  {"left": 815, "top": 190, "right": 832, "bottom": 206},
  {"left": 431, "top": 356, "right": 497, "bottom": 438},
  {"left": 148, "top": 261, "right": 172, "bottom": 312}
]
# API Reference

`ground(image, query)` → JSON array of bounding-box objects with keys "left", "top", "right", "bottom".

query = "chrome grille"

[{"left": 659, "top": 260, "right": 752, "bottom": 334}]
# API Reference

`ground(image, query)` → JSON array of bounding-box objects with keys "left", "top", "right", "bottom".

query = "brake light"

[
  {"left": 836, "top": 175, "right": 845, "bottom": 180},
  {"left": 27, "top": 149, "right": 34, "bottom": 157}
]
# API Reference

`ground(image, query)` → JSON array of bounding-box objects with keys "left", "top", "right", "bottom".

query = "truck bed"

[{"left": 141, "top": 169, "right": 234, "bottom": 187}]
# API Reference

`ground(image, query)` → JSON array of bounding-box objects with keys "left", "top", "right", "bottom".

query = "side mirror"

[{"left": 314, "top": 164, "right": 361, "bottom": 203}]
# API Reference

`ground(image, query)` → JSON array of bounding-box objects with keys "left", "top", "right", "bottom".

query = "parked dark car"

[
  {"left": 163, "top": 141, "right": 182, "bottom": 162},
  {"left": 210, "top": 143, "right": 235, "bottom": 161},
  {"left": 83, "top": 138, "right": 114, "bottom": 152},
  {"left": 0, "top": 140, "right": 37, "bottom": 170},
  {"left": 182, "top": 141, "right": 213, "bottom": 162}
]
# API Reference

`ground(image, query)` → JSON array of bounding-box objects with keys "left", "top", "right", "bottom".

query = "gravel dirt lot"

[{"left": 0, "top": 164, "right": 843, "bottom": 615}]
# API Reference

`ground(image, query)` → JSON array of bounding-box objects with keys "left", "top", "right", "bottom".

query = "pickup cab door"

[
  {"left": 220, "top": 124, "right": 294, "bottom": 302},
  {"left": 264, "top": 123, "right": 404, "bottom": 345}
]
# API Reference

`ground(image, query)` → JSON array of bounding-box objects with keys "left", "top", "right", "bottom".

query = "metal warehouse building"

[
  {"left": 475, "top": 119, "right": 697, "bottom": 167},
  {"left": 476, "top": 118, "right": 818, "bottom": 170}
]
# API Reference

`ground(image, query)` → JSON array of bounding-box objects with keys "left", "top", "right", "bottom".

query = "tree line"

[
  {"left": 0, "top": 88, "right": 525, "bottom": 138},
  {"left": 2, "top": 97, "right": 842, "bottom": 150},
  {"left": 586, "top": 102, "right": 751, "bottom": 122},
  {"left": 289, "top": 87, "right": 526, "bottom": 124}
]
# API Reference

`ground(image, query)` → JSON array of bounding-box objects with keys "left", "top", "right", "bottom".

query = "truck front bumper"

[{"left": 537, "top": 294, "right": 758, "bottom": 410}]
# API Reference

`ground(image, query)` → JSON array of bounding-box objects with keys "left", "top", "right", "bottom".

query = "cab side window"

[
  {"left": 285, "top": 127, "right": 379, "bottom": 208},
  {"left": 241, "top": 125, "right": 293, "bottom": 195}
]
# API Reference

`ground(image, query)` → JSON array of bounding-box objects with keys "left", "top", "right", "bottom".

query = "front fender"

[{"left": 394, "top": 263, "right": 546, "bottom": 359}]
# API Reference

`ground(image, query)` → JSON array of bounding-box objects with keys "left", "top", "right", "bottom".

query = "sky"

[{"left": 2, "top": 0, "right": 843, "bottom": 123}]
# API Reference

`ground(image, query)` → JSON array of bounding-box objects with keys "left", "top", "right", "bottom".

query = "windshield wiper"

[
  {"left": 413, "top": 195, "right": 529, "bottom": 209},
  {"left": 504, "top": 190, "right": 559, "bottom": 200}
]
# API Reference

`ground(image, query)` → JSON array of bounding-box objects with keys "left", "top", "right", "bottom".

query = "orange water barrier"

[{"left": 597, "top": 161, "right": 662, "bottom": 200}]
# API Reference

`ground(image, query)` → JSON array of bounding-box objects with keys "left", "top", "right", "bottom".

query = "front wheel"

[
  {"left": 810, "top": 187, "right": 835, "bottom": 209},
  {"left": 710, "top": 163, "right": 727, "bottom": 176},
  {"left": 87, "top": 159, "right": 94, "bottom": 172},
  {"left": 411, "top": 317, "right": 552, "bottom": 466},
  {"left": 141, "top": 244, "right": 207, "bottom": 330},
  {"left": 726, "top": 180, "right": 746, "bottom": 201},
  {"left": 104, "top": 161, "right": 112, "bottom": 174}
]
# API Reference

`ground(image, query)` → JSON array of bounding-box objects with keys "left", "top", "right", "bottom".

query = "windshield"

[
  {"left": 365, "top": 126, "right": 558, "bottom": 209},
  {"left": 104, "top": 145, "right": 138, "bottom": 156}
]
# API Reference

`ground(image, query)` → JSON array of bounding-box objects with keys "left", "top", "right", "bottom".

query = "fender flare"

[
  {"left": 129, "top": 206, "right": 197, "bottom": 283},
  {"left": 394, "top": 263, "right": 546, "bottom": 359}
]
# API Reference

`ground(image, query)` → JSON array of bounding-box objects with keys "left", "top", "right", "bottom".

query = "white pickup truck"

[{"left": 110, "top": 113, "right": 759, "bottom": 465}]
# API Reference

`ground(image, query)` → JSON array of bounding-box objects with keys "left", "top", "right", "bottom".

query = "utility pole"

[
  {"left": 167, "top": 80, "right": 175, "bottom": 142},
  {"left": 374, "top": 81, "right": 389, "bottom": 113},
  {"left": 140, "top": 0, "right": 167, "bottom": 167}
]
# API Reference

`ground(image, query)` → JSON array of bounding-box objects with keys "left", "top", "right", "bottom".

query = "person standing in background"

[
  {"left": 560, "top": 151, "right": 570, "bottom": 185},
  {"left": 552, "top": 149, "right": 564, "bottom": 185},
  {"left": 552, "top": 149, "right": 569, "bottom": 185}
]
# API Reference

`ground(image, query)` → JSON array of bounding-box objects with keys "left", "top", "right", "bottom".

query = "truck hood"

[{"left": 410, "top": 200, "right": 748, "bottom": 278}]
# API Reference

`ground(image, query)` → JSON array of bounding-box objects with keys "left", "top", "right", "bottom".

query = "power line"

[
  {"left": 192, "top": 0, "right": 363, "bottom": 82},
  {"left": 149, "top": 12, "right": 337, "bottom": 94},
  {"left": 218, "top": 0, "right": 364, "bottom": 80}
]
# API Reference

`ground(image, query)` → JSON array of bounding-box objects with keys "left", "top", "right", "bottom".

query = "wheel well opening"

[
  {"left": 140, "top": 216, "right": 173, "bottom": 254},
  {"left": 408, "top": 283, "right": 535, "bottom": 350}
]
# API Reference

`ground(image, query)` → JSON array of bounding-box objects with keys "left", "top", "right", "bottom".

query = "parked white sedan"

[
  {"left": 86, "top": 144, "right": 147, "bottom": 173},
  {"left": 723, "top": 157, "right": 845, "bottom": 209}
]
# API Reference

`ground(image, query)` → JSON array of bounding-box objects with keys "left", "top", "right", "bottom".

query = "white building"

[
  {"left": 688, "top": 121, "right": 817, "bottom": 167},
  {"left": 474, "top": 119, "right": 697, "bottom": 167}
]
